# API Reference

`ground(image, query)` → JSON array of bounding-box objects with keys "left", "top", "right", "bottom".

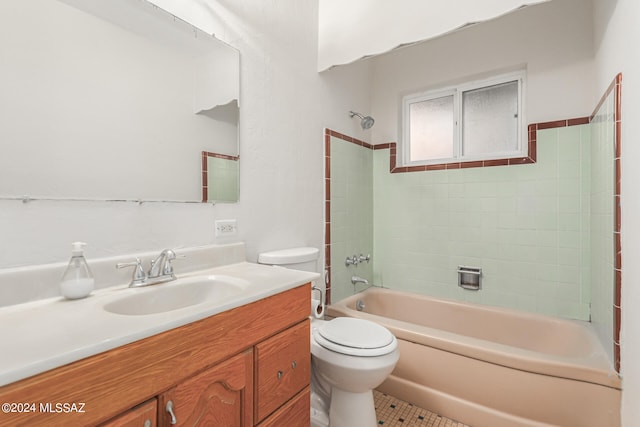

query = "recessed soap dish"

[{"left": 458, "top": 266, "right": 481, "bottom": 291}]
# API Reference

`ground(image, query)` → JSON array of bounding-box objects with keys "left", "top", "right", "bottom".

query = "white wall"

[
  {"left": 592, "top": 0, "right": 640, "bottom": 424},
  {"left": 369, "top": 0, "right": 596, "bottom": 147},
  {"left": 147, "top": 0, "right": 372, "bottom": 269},
  {"left": 318, "top": 0, "right": 549, "bottom": 71},
  {"left": 0, "top": 0, "right": 370, "bottom": 286}
]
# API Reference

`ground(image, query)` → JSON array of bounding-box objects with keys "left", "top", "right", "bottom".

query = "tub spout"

[{"left": 351, "top": 275, "right": 369, "bottom": 286}]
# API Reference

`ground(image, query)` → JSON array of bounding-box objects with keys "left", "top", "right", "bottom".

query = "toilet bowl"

[
  {"left": 310, "top": 317, "right": 399, "bottom": 427},
  {"left": 258, "top": 247, "right": 399, "bottom": 427}
]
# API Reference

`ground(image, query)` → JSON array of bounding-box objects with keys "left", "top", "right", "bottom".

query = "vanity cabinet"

[{"left": 0, "top": 283, "right": 310, "bottom": 427}]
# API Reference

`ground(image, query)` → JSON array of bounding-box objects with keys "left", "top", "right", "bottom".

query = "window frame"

[{"left": 401, "top": 70, "right": 526, "bottom": 167}]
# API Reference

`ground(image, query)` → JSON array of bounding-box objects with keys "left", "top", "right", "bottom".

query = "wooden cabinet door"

[
  {"left": 159, "top": 350, "right": 253, "bottom": 427},
  {"left": 100, "top": 399, "right": 157, "bottom": 427}
]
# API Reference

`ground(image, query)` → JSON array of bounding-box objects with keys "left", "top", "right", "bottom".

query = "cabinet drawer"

[
  {"left": 100, "top": 399, "right": 157, "bottom": 427},
  {"left": 255, "top": 320, "right": 310, "bottom": 422},
  {"left": 257, "top": 387, "right": 310, "bottom": 427}
]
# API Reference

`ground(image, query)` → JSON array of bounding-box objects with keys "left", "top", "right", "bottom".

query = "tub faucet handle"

[
  {"left": 358, "top": 254, "right": 371, "bottom": 263},
  {"left": 345, "top": 255, "right": 359, "bottom": 267}
]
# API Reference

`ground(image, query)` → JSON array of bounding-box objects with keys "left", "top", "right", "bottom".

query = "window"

[{"left": 402, "top": 71, "right": 525, "bottom": 166}]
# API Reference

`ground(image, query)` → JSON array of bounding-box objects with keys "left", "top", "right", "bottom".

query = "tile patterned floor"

[{"left": 374, "top": 390, "right": 471, "bottom": 427}]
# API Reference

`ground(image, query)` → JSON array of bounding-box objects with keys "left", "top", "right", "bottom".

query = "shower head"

[{"left": 349, "top": 111, "right": 375, "bottom": 130}]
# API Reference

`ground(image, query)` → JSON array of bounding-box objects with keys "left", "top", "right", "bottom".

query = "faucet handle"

[
  {"left": 152, "top": 249, "right": 186, "bottom": 277},
  {"left": 116, "top": 258, "right": 146, "bottom": 286},
  {"left": 345, "top": 255, "right": 359, "bottom": 267},
  {"left": 162, "top": 249, "right": 177, "bottom": 259}
]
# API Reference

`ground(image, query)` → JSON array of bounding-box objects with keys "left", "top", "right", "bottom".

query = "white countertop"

[{"left": 0, "top": 262, "right": 319, "bottom": 387}]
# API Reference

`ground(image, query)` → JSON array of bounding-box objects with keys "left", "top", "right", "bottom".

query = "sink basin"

[{"left": 103, "top": 275, "right": 249, "bottom": 316}]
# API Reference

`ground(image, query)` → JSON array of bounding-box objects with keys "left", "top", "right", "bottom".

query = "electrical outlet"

[{"left": 215, "top": 219, "right": 237, "bottom": 237}]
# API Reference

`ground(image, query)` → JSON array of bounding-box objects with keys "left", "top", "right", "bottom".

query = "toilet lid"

[{"left": 315, "top": 317, "right": 397, "bottom": 356}]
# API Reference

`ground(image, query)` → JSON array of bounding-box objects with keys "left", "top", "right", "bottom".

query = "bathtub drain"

[{"left": 356, "top": 299, "right": 365, "bottom": 311}]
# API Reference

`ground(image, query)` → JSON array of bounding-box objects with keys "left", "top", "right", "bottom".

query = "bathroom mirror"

[{"left": 0, "top": 0, "right": 239, "bottom": 202}]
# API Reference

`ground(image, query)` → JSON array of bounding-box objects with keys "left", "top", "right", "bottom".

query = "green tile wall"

[
  {"left": 207, "top": 156, "right": 239, "bottom": 202},
  {"left": 590, "top": 91, "right": 616, "bottom": 358},
  {"left": 329, "top": 136, "right": 374, "bottom": 303},
  {"left": 371, "top": 125, "right": 591, "bottom": 320},
  {"left": 328, "top": 122, "right": 615, "bottom": 322}
]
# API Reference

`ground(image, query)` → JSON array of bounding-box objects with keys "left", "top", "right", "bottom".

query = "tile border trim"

[
  {"left": 330, "top": 117, "right": 594, "bottom": 174},
  {"left": 604, "top": 74, "right": 623, "bottom": 373}
]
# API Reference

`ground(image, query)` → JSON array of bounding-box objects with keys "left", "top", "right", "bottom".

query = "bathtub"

[{"left": 327, "top": 287, "right": 621, "bottom": 427}]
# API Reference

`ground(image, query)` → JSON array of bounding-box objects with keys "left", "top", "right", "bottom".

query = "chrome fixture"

[
  {"left": 458, "top": 266, "right": 482, "bottom": 291},
  {"left": 349, "top": 111, "right": 375, "bottom": 129},
  {"left": 166, "top": 400, "right": 177, "bottom": 424},
  {"left": 356, "top": 299, "right": 366, "bottom": 312},
  {"left": 115, "top": 257, "right": 147, "bottom": 287},
  {"left": 345, "top": 253, "right": 371, "bottom": 267},
  {"left": 149, "top": 249, "right": 179, "bottom": 281},
  {"left": 312, "top": 284, "right": 324, "bottom": 306},
  {"left": 116, "top": 249, "right": 183, "bottom": 288},
  {"left": 358, "top": 253, "right": 371, "bottom": 263},
  {"left": 345, "top": 255, "right": 359, "bottom": 267},
  {"left": 351, "top": 275, "right": 369, "bottom": 286}
]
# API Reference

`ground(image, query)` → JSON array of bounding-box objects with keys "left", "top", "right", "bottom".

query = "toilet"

[{"left": 258, "top": 247, "right": 400, "bottom": 427}]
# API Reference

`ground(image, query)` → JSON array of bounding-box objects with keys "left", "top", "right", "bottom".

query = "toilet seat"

[{"left": 314, "top": 317, "right": 397, "bottom": 357}]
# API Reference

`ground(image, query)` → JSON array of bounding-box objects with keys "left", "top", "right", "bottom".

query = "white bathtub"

[{"left": 327, "top": 287, "right": 621, "bottom": 427}]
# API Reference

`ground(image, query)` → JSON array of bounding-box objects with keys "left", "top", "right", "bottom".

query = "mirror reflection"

[
  {"left": 0, "top": 0, "right": 239, "bottom": 202},
  {"left": 202, "top": 151, "right": 239, "bottom": 203}
]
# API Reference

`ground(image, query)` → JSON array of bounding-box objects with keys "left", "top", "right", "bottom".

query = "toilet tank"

[{"left": 257, "top": 247, "right": 319, "bottom": 272}]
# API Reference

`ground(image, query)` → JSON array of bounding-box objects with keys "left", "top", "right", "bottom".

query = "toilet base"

[
  {"left": 310, "top": 389, "right": 330, "bottom": 427},
  {"left": 329, "top": 388, "right": 376, "bottom": 427}
]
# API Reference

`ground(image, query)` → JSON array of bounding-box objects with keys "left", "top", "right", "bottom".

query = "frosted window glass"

[
  {"left": 409, "top": 95, "right": 454, "bottom": 161},
  {"left": 462, "top": 81, "right": 518, "bottom": 156}
]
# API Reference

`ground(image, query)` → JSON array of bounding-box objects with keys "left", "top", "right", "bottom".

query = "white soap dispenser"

[{"left": 60, "top": 242, "right": 95, "bottom": 300}]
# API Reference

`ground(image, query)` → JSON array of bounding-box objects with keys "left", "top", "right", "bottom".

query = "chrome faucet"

[
  {"left": 116, "top": 257, "right": 147, "bottom": 287},
  {"left": 351, "top": 275, "right": 369, "bottom": 286},
  {"left": 149, "top": 249, "right": 178, "bottom": 281},
  {"left": 116, "top": 249, "right": 182, "bottom": 288}
]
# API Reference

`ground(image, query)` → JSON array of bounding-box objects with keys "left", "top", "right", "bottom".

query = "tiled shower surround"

[
  {"left": 372, "top": 123, "right": 591, "bottom": 319},
  {"left": 326, "top": 135, "right": 374, "bottom": 304},
  {"left": 328, "top": 125, "right": 591, "bottom": 319},
  {"left": 326, "top": 76, "right": 621, "bottom": 335}
]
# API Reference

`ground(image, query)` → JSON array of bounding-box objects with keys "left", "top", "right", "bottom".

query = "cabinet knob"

[
  {"left": 166, "top": 400, "right": 177, "bottom": 425},
  {"left": 143, "top": 420, "right": 152, "bottom": 427},
  {"left": 292, "top": 360, "right": 297, "bottom": 369},
  {"left": 277, "top": 370, "right": 283, "bottom": 379}
]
